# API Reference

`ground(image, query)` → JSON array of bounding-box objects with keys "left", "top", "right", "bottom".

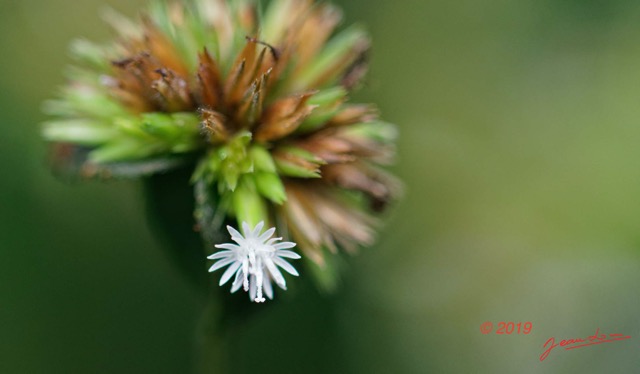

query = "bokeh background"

[{"left": 2, "top": 0, "right": 640, "bottom": 372}]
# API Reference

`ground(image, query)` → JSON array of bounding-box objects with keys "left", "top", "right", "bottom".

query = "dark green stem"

[
  {"left": 195, "top": 290, "right": 229, "bottom": 374},
  {"left": 143, "top": 167, "right": 264, "bottom": 373}
]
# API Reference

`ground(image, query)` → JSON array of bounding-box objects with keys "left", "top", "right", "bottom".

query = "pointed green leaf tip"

[
  {"left": 249, "top": 145, "right": 277, "bottom": 173},
  {"left": 254, "top": 172, "right": 286, "bottom": 204},
  {"left": 42, "top": 119, "right": 118, "bottom": 146},
  {"left": 69, "top": 39, "right": 110, "bottom": 71},
  {"left": 298, "top": 86, "right": 348, "bottom": 132},
  {"left": 84, "top": 112, "right": 201, "bottom": 163},
  {"left": 274, "top": 146, "right": 325, "bottom": 178},
  {"left": 274, "top": 159, "right": 321, "bottom": 179},
  {"left": 293, "top": 26, "right": 369, "bottom": 91},
  {"left": 249, "top": 145, "right": 287, "bottom": 204}
]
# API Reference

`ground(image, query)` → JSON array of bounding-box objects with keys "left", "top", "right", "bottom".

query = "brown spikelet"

[
  {"left": 141, "top": 17, "right": 189, "bottom": 77},
  {"left": 255, "top": 92, "right": 317, "bottom": 141},
  {"left": 235, "top": 70, "right": 269, "bottom": 127},
  {"left": 294, "top": 4, "right": 342, "bottom": 73},
  {"left": 197, "top": 49, "right": 224, "bottom": 109},
  {"left": 327, "top": 104, "right": 378, "bottom": 127},
  {"left": 322, "top": 162, "right": 397, "bottom": 212},
  {"left": 152, "top": 68, "right": 193, "bottom": 112},
  {"left": 281, "top": 181, "right": 377, "bottom": 262},
  {"left": 200, "top": 108, "right": 229, "bottom": 143}
]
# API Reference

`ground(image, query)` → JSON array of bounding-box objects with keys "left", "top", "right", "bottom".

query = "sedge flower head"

[
  {"left": 208, "top": 221, "right": 300, "bottom": 302},
  {"left": 43, "top": 0, "right": 401, "bottom": 293}
]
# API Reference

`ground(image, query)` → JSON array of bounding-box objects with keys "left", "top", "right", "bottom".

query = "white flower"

[{"left": 207, "top": 221, "right": 301, "bottom": 303}]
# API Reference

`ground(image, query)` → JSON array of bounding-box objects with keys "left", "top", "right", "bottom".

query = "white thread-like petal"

[
  {"left": 207, "top": 250, "right": 233, "bottom": 259},
  {"left": 273, "top": 241, "right": 296, "bottom": 250},
  {"left": 219, "top": 261, "right": 241, "bottom": 286},
  {"left": 208, "top": 257, "right": 235, "bottom": 272},
  {"left": 266, "top": 237, "right": 283, "bottom": 245},
  {"left": 258, "top": 227, "right": 276, "bottom": 242},
  {"left": 213, "top": 243, "right": 239, "bottom": 251},
  {"left": 242, "top": 221, "right": 252, "bottom": 237},
  {"left": 275, "top": 250, "right": 301, "bottom": 259},
  {"left": 226, "top": 225, "right": 243, "bottom": 240},
  {"left": 273, "top": 256, "right": 299, "bottom": 276},
  {"left": 231, "top": 270, "right": 244, "bottom": 293},
  {"left": 264, "top": 258, "right": 286, "bottom": 287},
  {"left": 251, "top": 221, "right": 265, "bottom": 238}
]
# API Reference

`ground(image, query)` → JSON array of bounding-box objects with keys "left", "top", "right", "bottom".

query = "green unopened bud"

[
  {"left": 249, "top": 145, "right": 276, "bottom": 173},
  {"left": 222, "top": 162, "right": 240, "bottom": 191},
  {"left": 232, "top": 176, "right": 268, "bottom": 227},
  {"left": 218, "top": 132, "right": 253, "bottom": 191},
  {"left": 228, "top": 131, "right": 252, "bottom": 151},
  {"left": 254, "top": 172, "right": 286, "bottom": 204}
]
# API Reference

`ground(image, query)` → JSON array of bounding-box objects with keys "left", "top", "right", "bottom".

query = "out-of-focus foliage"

[{"left": 1, "top": 0, "right": 640, "bottom": 373}]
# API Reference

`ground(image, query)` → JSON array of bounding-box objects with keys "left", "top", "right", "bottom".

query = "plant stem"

[{"left": 195, "top": 291, "right": 230, "bottom": 374}]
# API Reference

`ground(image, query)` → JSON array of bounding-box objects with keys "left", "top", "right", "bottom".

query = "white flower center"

[
  {"left": 209, "top": 221, "right": 300, "bottom": 303},
  {"left": 241, "top": 239, "right": 275, "bottom": 302}
]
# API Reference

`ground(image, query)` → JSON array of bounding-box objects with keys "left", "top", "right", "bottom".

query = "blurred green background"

[{"left": 2, "top": 0, "right": 640, "bottom": 372}]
